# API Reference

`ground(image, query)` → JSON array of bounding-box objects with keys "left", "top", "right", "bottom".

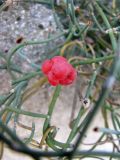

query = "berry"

[
  {"left": 41, "top": 59, "right": 53, "bottom": 74},
  {"left": 52, "top": 56, "right": 67, "bottom": 63},
  {"left": 52, "top": 62, "right": 70, "bottom": 80},
  {"left": 47, "top": 72, "right": 59, "bottom": 86},
  {"left": 59, "top": 67, "right": 77, "bottom": 85},
  {"left": 41, "top": 56, "right": 77, "bottom": 86}
]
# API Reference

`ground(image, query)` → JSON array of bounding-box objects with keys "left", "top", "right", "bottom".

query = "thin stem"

[
  {"left": 72, "top": 54, "right": 114, "bottom": 66},
  {"left": 85, "top": 67, "right": 100, "bottom": 98},
  {"left": 5, "top": 107, "right": 48, "bottom": 119},
  {"left": 43, "top": 85, "right": 61, "bottom": 133},
  {"left": 93, "top": 1, "right": 117, "bottom": 52}
]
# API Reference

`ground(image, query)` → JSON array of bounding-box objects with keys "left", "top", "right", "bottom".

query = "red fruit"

[
  {"left": 41, "top": 59, "right": 53, "bottom": 74},
  {"left": 41, "top": 56, "right": 77, "bottom": 86},
  {"left": 52, "top": 62, "right": 71, "bottom": 80},
  {"left": 52, "top": 56, "right": 67, "bottom": 63},
  {"left": 47, "top": 72, "right": 59, "bottom": 86},
  {"left": 60, "top": 68, "right": 77, "bottom": 85}
]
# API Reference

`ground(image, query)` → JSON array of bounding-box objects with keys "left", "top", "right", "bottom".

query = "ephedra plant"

[{"left": 0, "top": 0, "right": 120, "bottom": 159}]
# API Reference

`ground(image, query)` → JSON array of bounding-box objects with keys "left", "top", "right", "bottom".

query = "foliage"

[{"left": 0, "top": 0, "right": 120, "bottom": 160}]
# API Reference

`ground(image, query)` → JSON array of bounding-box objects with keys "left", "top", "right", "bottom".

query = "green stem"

[
  {"left": 25, "top": 0, "right": 51, "bottom": 5},
  {"left": 65, "top": 107, "right": 85, "bottom": 148},
  {"left": 43, "top": 85, "right": 61, "bottom": 133},
  {"left": 85, "top": 67, "right": 100, "bottom": 98},
  {"left": 73, "top": 150, "right": 120, "bottom": 158},
  {"left": 12, "top": 71, "right": 41, "bottom": 85},
  {"left": 93, "top": 1, "right": 117, "bottom": 52},
  {"left": 0, "top": 64, "right": 22, "bottom": 73},
  {"left": 5, "top": 107, "right": 48, "bottom": 119},
  {"left": 91, "top": 9, "right": 105, "bottom": 33},
  {"left": 24, "top": 122, "right": 35, "bottom": 144},
  {"left": 72, "top": 54, "right": 114, "bottom": 66}
]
